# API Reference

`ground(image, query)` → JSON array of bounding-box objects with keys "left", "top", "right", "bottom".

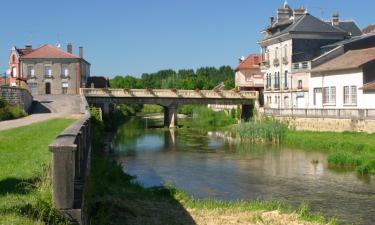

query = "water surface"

[{"left": 113, "top": 117, "right": 375, "bottom": 225}]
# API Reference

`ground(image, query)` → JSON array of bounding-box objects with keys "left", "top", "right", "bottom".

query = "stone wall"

[
  {"left": 0, "top": 86, "right": 33, "bottom": 112},
  {"left": 273, "top": 116, "right": 375, "bottom": 133}
]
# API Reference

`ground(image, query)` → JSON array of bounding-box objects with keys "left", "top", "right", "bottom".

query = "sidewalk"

[{"left": 0, "top": 113, "right": 62, "bottom": 131}]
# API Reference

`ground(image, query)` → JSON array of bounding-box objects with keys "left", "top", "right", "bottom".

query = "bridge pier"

[
  {"left": 241, "top": 104, "right": 253, "bottom": 122},
  {"left": 164, "top": 105, "right": 178, "bottom": 128},
  {"left": 102, "top": 102, "right": 110, "bottom": 116}
]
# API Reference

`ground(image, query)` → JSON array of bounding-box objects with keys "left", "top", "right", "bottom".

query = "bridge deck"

[{"left": 81, "top": 88, "right": 257, "bottom": 99}]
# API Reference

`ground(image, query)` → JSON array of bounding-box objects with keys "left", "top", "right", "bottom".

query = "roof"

[
  {"left": 261, "top": 13, "right": 349, "bottom": 42},
  {"left": 21, "top": 44, "right": 80, "bottom": 59},
  {"left": 235, "top": 54, "right": 261, "bottom": 71},
  {"left": 86, "top": 76, "right": 110, "bottom": 88},
  {"left": 17, "top": 48, "right": 34, "bottom": 56},
  {"left": 362, "top": 82, "right": 375, "bottom": 90},
  {"left": 312, "top": 47, "right": 375, "bottom": 72},
  {"left": 325, "top": 21, "right": 362, "bottom": 36},
  {"left": 362, "top": 24, "right": 375, "bottom": 34}
]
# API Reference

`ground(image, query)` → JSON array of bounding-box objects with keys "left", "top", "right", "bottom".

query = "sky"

[{"left": 1, "top": 0, "right": 374, "bottom": 77}]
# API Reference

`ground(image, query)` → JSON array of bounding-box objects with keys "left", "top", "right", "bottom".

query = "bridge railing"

[
  {"left": 49, "top": 102, "right": 91, "bottom": 223},
  {"left": 264, "top": 108, "right": 375, "bottom": 119},
  {"left": 81, "top": 88, "right": 257, "bottom": 99}
]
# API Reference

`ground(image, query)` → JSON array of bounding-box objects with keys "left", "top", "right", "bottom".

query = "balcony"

[
  {"left": 273, "top": 58, "right": 280, "bottom": 67},
  {"left": 282, "top": 57, "right": 288, "bottom": 65},
  {"left": 273, "top": 84, "right": 280, "bottom": 90},
  {"left": 261, "top": 60, "right": 270, "bottom": 68}
]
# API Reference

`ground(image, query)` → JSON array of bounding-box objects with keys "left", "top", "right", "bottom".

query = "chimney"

[
  {"left": 332, "top": 12, "right": 340, "bottom": 26},
  {"left": 67, "top": 43, "right": 73, "bottom": 54},
  {"left": 79, "top": 46, "right": 83, "bottom": 58},
  {"left": 277, "top": 1, "right": 292, "bottom": 23},
  {"left": 269, "top": 17, "right": 274, "bottom": 26},
  {"left": 25, "top": 45, "right": 32, "bottom": 50},
  {"left": 293, "top": 6, "right": 306, "bottom": 21}
]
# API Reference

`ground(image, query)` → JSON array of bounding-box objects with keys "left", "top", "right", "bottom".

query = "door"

[
  {"left": 45, "top": 83, "right": 51, "bottom": 94},
  {"left": 314, "top": 88, "right": 322, "bottom": 108}
]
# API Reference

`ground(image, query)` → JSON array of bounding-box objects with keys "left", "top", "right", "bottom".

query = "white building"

[
  {"left": 258, "top": 2, "right": 362, "bottom": 109},
  {"left": 310, "top": 47, "right": 375, "bottom": 109}
]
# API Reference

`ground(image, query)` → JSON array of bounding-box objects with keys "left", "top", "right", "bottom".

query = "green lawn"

[{"left": 0, "top": 118, "right": 75, "bottom": 224}]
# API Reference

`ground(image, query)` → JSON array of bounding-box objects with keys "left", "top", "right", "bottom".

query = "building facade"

[
  {"left": 258, "top": 2, "right": 361, "bottom": 109},
  {"left": 310, "top": 47, "right": 375, "bottom": 109},
  {"left": 8, "top": 43, "right": 90, "bottom": 95}
]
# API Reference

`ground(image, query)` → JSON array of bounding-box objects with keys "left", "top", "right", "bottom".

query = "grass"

[
  {"left": 236, "top": 118, "right": 287, "bottom": 144},
  {"left": 85, "top": 114, "right": 335, "bottom": 225},
  {"left": 183, "top": 106, "right": 237, "bottom": 128},
  {"left": 0, "top": 118, "right": 75, "bottom": 224},
  {"left": 284, "top": 130, "right": 375, "bottom": 174}
]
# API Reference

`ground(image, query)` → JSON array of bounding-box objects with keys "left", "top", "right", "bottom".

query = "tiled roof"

[
  {"left": 362, "top": 82, "right": 375, "bottom": 90},
  {"left": 17, "top": 48, "right": 34, "bottom": 56},
  {"left": 21, "top": 44, "right": 80, "bottom": 59},
  {"left": 325, "top": 21, "right": 362, "bottom": 36},
  {"left": 262, "top": 14, "right": 348, "bottom": 41},
  {"left": 362, "top": 24, "right": 375, "bottom": 34},
  {"left": 312, "top": 47, "right": 375, "bottom": 72},
  {"left": 236, "top": 54, "right": 261, "bottom": 71}
]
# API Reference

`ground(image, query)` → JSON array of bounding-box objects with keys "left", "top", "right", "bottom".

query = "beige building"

[{"left": 9, "top": 43, "right": 90, "bottom": 95}]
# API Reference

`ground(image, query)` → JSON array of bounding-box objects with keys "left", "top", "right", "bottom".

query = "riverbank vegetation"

[
  {"left": 0, "top": 98, "right": 26, "bottom": 121},
  {"left": 0, "top": 119, "right": 74, "bottom": 224},
  {"left": 182, "top": 106, "right": 237, "bottom": 128},
  {"left": 284, "top": 130, "right": 375, "bottom": 174},
  {"left": 86, "top": 113, "right": 335, "bottom": 225},
  {"left": 235, "top": 118, "right": 375, "bottom": 174}
]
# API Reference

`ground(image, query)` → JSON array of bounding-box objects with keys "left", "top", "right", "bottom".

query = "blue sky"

[{"left": 1, "top": 0, "right": 374, "bottom": 77}]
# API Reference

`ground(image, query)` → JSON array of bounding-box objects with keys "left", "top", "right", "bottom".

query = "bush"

[
  {"left": 0, "top": 98, "right": 26, "bottom": 121},
  {"left": 185, "top": 106, "right": 236, "bottom": 128}
]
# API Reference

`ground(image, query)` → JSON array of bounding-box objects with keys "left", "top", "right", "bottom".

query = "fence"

[{"left": 264, "top": 108, "right": 375, "bottom": 120}]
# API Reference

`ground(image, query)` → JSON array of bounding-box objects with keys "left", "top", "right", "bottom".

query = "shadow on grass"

[
  {"left": 0, "top": 177, "right": 38, "bottom": 196},
  {"left": 86, "top": 152, "right": 197, "bottom": 225}
]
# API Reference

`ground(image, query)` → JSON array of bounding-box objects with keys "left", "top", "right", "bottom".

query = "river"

[{"left": 112, "top": 117, "right": 375, "bottom": 225}]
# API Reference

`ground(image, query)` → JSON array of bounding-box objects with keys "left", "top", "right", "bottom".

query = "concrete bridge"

[{"left": 81, "top": 88, "right": 258, "bottom": 127}]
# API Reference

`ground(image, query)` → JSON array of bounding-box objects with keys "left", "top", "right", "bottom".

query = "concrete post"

[
  {"left": 164, "top": 105, "right": 178, "bottom": 128},
  {"left": 50, "top": 145, "right": 76, "bottom": 209}
]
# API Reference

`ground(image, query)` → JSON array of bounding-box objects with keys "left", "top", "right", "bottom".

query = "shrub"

[{"left": 0, "top": 98, "right": 26, "bottom": 121}]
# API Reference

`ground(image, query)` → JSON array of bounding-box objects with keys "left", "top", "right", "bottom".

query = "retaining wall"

[
  {"left": 274, "top": 116, "right": 375, "bottom": 133},
  {"left": 0, "top": 86, "right": 33, "bottom": 112}
]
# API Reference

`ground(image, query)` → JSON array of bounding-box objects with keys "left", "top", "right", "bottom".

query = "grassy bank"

[
  {"left": 85, "top": 114, "right": 335, "bottom": 225},
  {"left": 235, "top": 118, "right": 375, "bottom": 174},
  {"left": 0, "top": 98, "right": 26, "bottom": 121},
  {"left": 0, "top": 118, "right": 75, "bottom": 224},
  {"left": 284, "top": 130, "right": 375, "bottom": 174},
  {"left": 182, "top": 106, "right": 237, "bottom": 128}
]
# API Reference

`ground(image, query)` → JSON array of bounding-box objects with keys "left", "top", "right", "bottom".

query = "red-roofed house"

[
  {"left": 8, "top": 43, "right": 90, "bottom": 95},
  {"left": 235, "top": 54, "right": 264, "bottom": 105}
]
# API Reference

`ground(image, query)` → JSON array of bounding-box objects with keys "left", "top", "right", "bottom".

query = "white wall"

[{"left": 310, "top": 69, "right": 375, "bottom": 109}]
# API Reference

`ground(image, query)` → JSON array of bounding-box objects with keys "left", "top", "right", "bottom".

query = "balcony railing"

[
  {"left": 282, "top": 57, "right": 288, "bottom": 65},
  {"left": 273, "top": 58, "right": 280, "bottom": 67}
]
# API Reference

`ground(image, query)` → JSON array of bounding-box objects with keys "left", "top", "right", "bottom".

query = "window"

[
  {"left": 27, "top": 66, "right": 35, "bottom": 77},
  {"left": 284, "top": 70, "right": 288, "bottom": 89},
  {"left": 313, "top": 88, "right": 322, "bottom": 105},
  {"left": 302, "top": 62, "right": 309, "bottom": 69},
  {"left": 266, "top": 73, "right": 272, "bottom": 89},
  {"left": 62, "top": 83, "right": 69, "bottom": 94},
  {"left": 298, "top": 80, "right": 302, "bottom": 89},
  {"left": 293, "top": 63, "right": 300, "bottom": 70},
  {"left": 28, "top": 83, "right": 37, "bottom": 94},
  {"left": 12, "top": 55, "right": 16, "bottom": 63},
  {"left": 284, "top": 45, "right": 287, "bottom": 59},
  {"left": 245, "top": 73, "right": 252, "bottom": 82},
  {"left": 274, "top": 72, "right": 280, "bottom": 89},
  {"left": 344, "top": 86, "right": 357, "bottom": 105},
  {"left": 275, "top": 47, "right": 279, "bottom": 59},
  {"left": 44, "top": 65, "right": 52, "bottom": 77},
  {"left": 61, "top": 65, "right": 69, "bottom": 77},
  {"left": 12, "top": 67, "right": 17, "bottom": 78},
  {"left": 323, "top": 87, "right": 336, "bottom": 105}
]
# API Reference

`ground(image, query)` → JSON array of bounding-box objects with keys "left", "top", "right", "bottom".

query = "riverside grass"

[
  {"left": 236, "top": 118, "right": 375, "bottom": 175},
  {"left": 0, "top": 118, "right": 74, "bottom": 224}
]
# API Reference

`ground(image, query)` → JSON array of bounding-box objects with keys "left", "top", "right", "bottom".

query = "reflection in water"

[{"left": 112, "top": 117, "right": 375, "bottom": 225}]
